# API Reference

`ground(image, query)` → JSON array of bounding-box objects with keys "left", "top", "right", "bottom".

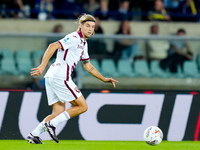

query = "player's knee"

[{"left": 81, "top": 104, "right": 88, "bottom": 113}]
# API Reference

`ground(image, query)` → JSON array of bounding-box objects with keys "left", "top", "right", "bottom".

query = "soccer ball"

[{"left": 143, "top": 126, "right": 163, "bottom": 146}]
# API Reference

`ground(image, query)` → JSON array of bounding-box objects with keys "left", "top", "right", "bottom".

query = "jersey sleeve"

[
  {"left": 58, "top": 34, "right": 77, "bottom": 51},
  {"left": 81, "top": 42, "right": 90, "bottom": 61}
]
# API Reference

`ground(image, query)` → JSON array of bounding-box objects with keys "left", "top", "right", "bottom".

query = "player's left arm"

[
  {"left": 31, "top": 42, "right": 61, "bottom": 76},
  {"left": 82, "top": 59, "right": 118, "bottom": 88}
]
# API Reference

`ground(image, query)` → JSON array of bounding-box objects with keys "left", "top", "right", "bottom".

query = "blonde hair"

[{"left": 77, "top": 14, "right": 96, "bottom": 33}]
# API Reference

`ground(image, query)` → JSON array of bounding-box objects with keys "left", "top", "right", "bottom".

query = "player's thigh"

[
  {"left": 53, "top": 78, "right": 82, "bottom": 103},
  {"left": 45, "top": 77, "right": 60, "bottom": 106}
]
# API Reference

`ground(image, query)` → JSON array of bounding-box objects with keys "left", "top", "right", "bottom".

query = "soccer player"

[{"left": 27, "top": 14, "right": 118, "bottom": 144}]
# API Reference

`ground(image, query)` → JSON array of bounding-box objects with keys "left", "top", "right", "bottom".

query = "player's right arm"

[{"left": 30, "top": 42, "right": 61, "bottom": 76}]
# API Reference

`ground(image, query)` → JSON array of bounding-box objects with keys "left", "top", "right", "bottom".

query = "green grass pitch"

[{"left": 0, "top": 140, "right": 199, "bottom": 150}]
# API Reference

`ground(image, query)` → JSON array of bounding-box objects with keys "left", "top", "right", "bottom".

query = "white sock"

[
  {"left": 50, "top": 111, "right": 70, "bottom": 127},
  {"left": 31, "top": 121, "right": 45, "bottom": 136}
]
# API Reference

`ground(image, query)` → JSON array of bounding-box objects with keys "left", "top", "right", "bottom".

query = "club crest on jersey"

[{"left": 74, "top": 87, "right": 80, "bottom": 93}]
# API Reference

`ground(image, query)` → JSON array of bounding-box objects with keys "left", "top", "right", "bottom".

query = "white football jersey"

[{"left": 44, "top": 31, "right": 89, "bottom": 80}]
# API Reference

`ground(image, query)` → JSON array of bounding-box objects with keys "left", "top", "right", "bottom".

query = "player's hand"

[
  {"left": 103, "top": 78, "right": 119, "bottom": 88},
  {"left": 30, "top": 65, "right": 45, "bottom": 76}
]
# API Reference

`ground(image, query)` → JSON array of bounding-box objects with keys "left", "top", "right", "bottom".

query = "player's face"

[{"left": 81, "top": 21, "right": 95, "bottom": 39}]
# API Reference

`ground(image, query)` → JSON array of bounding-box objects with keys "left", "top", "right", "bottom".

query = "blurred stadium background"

[{"left": 1, "top": 20, "right": 200, "bottom": 90}]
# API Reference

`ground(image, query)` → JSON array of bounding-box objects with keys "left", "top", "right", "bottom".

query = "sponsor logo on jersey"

[
  {"left": 52, "top": 63, "right": 61, "bottom": 67},
  {"left": 77, "top": 44, "right": 84, "bottom": 50}
]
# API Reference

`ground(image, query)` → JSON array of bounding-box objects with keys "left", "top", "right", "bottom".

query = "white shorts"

[{"left": 45, "top": 77, "right": 82, "bottom": 106}]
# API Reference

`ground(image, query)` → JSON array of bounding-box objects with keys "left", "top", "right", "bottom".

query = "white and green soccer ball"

[{"left": 143, "top": 126, "right": 163, "bottom": 146}]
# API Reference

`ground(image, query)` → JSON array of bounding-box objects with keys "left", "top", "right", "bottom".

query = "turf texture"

[{"left": 0, "top": 140, "right": 199, "bottom": 150}]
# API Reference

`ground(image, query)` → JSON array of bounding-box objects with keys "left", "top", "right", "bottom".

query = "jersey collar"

[
  {"left": 77, "top": 31, "right": 83, "bottom": 38},
  {"left": 77, "top": 31, "right": 86, "bottom": 45}
]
